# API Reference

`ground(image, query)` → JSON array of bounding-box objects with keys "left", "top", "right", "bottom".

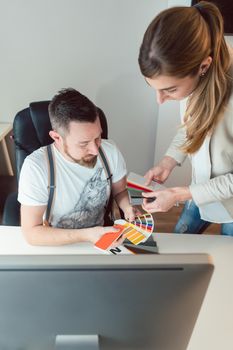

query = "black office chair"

[{"left": 2, "top": 101, "right": 112, "bottom": 226}]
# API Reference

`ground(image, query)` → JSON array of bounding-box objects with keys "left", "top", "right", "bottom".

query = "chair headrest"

[
  {"left": 29, "top": 101, "right": 52, "bottom": 146},
  {"left": 13, "top": 100, "right": 108, "bottom": 180}
]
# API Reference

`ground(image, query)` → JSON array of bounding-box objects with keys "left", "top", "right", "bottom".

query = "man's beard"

[{"left": 63, "top": 143, "right": 97, "bottom": 168}]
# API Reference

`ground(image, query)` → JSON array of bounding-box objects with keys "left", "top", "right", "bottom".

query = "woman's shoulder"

[
  {"left": 224, "top": 85, "right": 233, "bottom": 130},
  {"left": 227, "top": 44, "right": 233, "bottom": 106},
  {"left": 228, "top": 44, "right": 233, "bottom": 57},
  {"left": 228, "top": 45, "right": 233, "bottom": 77}
]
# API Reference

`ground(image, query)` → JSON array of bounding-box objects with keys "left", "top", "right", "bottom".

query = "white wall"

[
  {"left": 0, "top": 0, "right": 168, "bottom": 174},
  {"left": 1, "top": 0, "right": 231, "bottom": 181}
]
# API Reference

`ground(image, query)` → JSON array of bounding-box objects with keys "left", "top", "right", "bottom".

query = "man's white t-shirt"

[{"left": 18, "top": 140, "right": 127, "bottom": 228}]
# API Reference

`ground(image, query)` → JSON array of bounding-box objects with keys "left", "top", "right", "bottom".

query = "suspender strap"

[
  {"left": 98, "top": 146, "right": 112, "bottom": 187},
  {"left": 44, "top": 144, "right": 56, "bottom": 226},
  {"left": 98, "top": 146, "right": 114, "bottom": 224}
]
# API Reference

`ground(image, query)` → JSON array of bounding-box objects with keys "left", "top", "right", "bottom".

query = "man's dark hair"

[{"left": 48, "top": 88, "right": 98, "bottom": 134}]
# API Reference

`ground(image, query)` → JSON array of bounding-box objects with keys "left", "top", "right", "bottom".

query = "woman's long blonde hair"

[{"left": 138, "top": 1, "right": 233, "bottom": 154}]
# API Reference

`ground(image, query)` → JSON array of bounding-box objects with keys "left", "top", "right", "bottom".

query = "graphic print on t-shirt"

[{"left": 57, "top": 168, "right": 108, "bottom": 229}]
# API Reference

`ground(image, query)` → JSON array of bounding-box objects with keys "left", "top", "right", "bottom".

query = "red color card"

[
  {"left": 127, "top": 182, "right": 153, "bottom": 193},
  {"left": 94, "top": 224, "right": 125, "bottom": 251},
  {"left": 127, "top": 172, "right": 165, "bottom": 192}
]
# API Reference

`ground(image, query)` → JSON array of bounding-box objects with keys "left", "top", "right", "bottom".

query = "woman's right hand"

[{"left": 144, "top": 156, "right": 178, "bottom": 186}]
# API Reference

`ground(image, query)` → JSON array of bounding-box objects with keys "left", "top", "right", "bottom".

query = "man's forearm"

[
  {"left": 22, "top": 225, "right": 98, "bottom": 246},
  {"left": 114, "top": 189, "right": 131, "bottom": 212}
]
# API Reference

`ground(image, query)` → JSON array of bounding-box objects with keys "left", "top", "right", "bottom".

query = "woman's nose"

[{"left": 156, "top": 90, "right": 170, "bottom": 104}]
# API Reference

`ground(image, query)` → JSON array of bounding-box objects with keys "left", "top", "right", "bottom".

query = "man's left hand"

[{"left": 123, "top": 205, "right": 142, "bottom": 222}]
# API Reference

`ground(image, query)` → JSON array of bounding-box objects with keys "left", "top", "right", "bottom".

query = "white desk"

[
  {"left": 0, "top": 226, "right": 232, "bottom": 350},
  {"left": 0, "top": 123, "right": 14, "bottom": 175}
]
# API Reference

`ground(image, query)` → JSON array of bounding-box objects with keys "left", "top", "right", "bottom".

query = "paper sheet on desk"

[{"left": 106, "top": 245, "right": 134, "bottom": 255}]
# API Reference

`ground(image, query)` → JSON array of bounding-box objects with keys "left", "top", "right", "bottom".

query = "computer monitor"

[{"left": 0, "top": 254, "right": 213, "bottom": 350}]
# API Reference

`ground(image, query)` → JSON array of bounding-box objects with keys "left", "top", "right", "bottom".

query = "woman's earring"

[{"left": 200, "top": 65, "right": 209, "bottom": 77}]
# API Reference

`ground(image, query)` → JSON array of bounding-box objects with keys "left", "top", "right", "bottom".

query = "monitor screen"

[{"left": 0, "top": 254, "right": 213, "bottom": 350}]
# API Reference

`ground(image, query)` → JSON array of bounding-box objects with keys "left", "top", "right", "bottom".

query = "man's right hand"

[
  {"left": 87, "top": 226, "right": 121, "bottom": 246},
  {"left": 144, "top": 156, "right": 178, "bottom": 185},
  {"left": 21, "top": 205, "right": 125, "bottom": 247}
]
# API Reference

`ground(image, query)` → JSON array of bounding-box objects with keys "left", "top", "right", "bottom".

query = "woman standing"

[{"left": 138, "top": 1, "right": 233, "bottom": 234}]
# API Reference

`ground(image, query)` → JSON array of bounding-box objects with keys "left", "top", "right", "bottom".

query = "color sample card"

[
  {"left": 127, "top": 182, "right": 153, "bottom": 193},
  {"left": 123, "top": 233, "right": 158, "bottom": 255},
  {"left": 121, "top": 225, "right": 147, "bottom": 245},
  {"left": 132, "top": 213, "right": 154, "bottom": 234},
  {"left": 94, "top": 224, "right": 125, "bottom": 251},
  {"left": 127, "top": 172, "right": 165, "bottom": 205},
  {"left": 127, "top": 172, "right": 165, "bottom": 192},
  {"left": 127, "top": 188, "right": 144, "bottom": 205},
  {"left": 115, "top": 214, "right": 154, "bottom": 245}
]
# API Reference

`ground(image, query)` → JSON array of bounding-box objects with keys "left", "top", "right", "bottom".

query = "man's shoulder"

[
  {"left": 100, "top": 139, "right": 126, "bottom": 169},
  {"left": 101, "top": 139, "right": 118, "bottom": 153},
  {"left": 24, "top": 145, "right": 48, "bottom": 165}
]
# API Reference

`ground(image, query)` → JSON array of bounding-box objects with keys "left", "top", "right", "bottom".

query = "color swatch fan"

[
  {"left": 115, "top": 213, "right": 154, "bottom": 245},
  {"left": 94, "top": 214, "right": 155, "bottom": 252},
  {"left": 132, "top": 213, "right": 154, "bottom": 234}
]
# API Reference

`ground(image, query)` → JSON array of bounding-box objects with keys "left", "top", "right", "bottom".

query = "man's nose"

[{"left": 88, "top": 142, "right": 99, "bottom": 155}]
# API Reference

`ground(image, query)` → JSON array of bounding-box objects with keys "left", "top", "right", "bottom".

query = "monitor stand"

[{"left": 56, "top": 335, "right": 99, "bottom": 350}]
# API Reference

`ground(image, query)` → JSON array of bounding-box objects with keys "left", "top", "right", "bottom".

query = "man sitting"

[{"left": 18, "top": 88, "right": 135, "bottom": 245}]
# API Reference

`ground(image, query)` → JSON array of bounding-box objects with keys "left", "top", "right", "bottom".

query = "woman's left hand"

[{"left": 142, "top": 187, "right": 192, "bottom": 213}]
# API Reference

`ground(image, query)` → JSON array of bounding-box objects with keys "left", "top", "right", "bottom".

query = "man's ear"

[{"left": 49, "top": 130, "right": 62, "bottom": 144}]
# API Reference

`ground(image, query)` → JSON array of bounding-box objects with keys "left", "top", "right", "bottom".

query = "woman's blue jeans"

[{"left": 174, "top": 200, "right": 233, "bottom": 236}]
